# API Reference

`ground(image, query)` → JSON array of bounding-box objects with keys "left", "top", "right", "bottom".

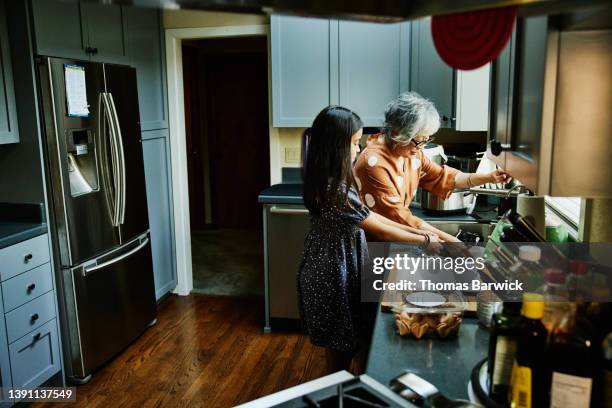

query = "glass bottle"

[
  {"left": 488, "top": 301, "right": 522, "bottom": 405},
  {"left": 602, "top": 333, "right": 612, "bottom": 408},
  {"left": 516, "top": 245, "right": 545, "bottom": 291},
  {"left": 509, "top": 293, "right": 548, "bottom": 408},
  {"left": 536, "top": 268, "right": 570, "bottom": 331},
  {"left": 548, "top": 303, "right": 598, "bottom": 408},
  {"left": 566, "top": 260, "right": 589, "bottom": 302}
]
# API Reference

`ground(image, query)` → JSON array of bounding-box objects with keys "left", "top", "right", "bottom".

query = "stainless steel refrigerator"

[{"left": 36, "top": 57, "right": 157, "bottom": 383}]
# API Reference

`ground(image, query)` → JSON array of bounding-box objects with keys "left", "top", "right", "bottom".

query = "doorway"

[{"left": 182, "top": 36, "right": 269, "bottom": 296}]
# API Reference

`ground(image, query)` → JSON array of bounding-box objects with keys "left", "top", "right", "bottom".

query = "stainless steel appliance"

[
  {"left": 37, "top": 57, "right": 156, "bottom": 383},
  {"left": 237, "top": 371, "right": 415, "bottom": 407},
  {"left": 262, "top": 203, "right": 309, "bottom": 332},
  {"left": 420, "top": 189, "right": 476, "bottom": 214}
]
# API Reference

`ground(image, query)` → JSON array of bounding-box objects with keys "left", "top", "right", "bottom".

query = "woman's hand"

[{"left": 489, "top": 169, "right": 510, "bottom": 184}]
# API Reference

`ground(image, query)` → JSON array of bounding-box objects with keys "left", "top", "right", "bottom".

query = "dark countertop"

[
  {"left": 366, "top": 311, "right": 489, "bottom": 400},
  {"left": 258, "top": 183, "right": 499, "bottom": 223},
  {"left": 0, "top": 222, "right": 48, "bottom": 249},
  {"left": 258, "top": 183, "right": 304, "bottom": 204},
  {"left": 0, "top": 202, "right": 47, "bottom": 249}
]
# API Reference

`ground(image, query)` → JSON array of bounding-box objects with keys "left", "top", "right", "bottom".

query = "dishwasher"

[{"left": 262, "top": 204, "right": 310, "bottom": 332}]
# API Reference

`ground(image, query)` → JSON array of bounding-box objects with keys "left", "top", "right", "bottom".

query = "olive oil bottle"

[
  {"left": 488, "top": 301, "right": 522, "bottom": 405},
  {"left": 509, "top": 293, "right": 548, "bottom": 408},
  {"left": 548, "top": 303, "right": 598, "bottom": 408}
]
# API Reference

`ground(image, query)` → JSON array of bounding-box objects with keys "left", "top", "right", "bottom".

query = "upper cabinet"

[
  {"left": 410, "top": 17, "right": 490, "bottom": 131},
  {"left": 489, "top": 16, "right": 612, "bottom": 197},
  {"left": 30, "top": 1, "right": 168, "bottom": 130},
  {"left": 271, "top": 15, "right": 338, "bottom": 127},
  {"left": 30, "top": 0, "right": 84, "bottom": 60},
  {"left": 124, "top": 6, "right": 168, "bottom": 130},
  {"left": 31, "top": 0, "right": 127, "bottom": 64},
  {"left": 271, "top": 15, "right": 489, "bottom": 129},
  {"left": 338, "top": 21, "right": 410, "bottom": 126},
  {"left": 271, "top": 15, "right": 410, "bottom": 127},
  {"left": 80, "top": 2, "right": 127, "bottom": 64},
  {"left": 0, "top": 0, "right": 19, "bottom": 144}
]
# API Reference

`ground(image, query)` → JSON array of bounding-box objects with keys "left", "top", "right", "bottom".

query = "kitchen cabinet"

[
  {"left": 0, "top": 0, "right": 19, "bottom": 145},
  {"left": 142, "top": 130, "right": 176, "bottom": 300},
  {"left": 271, "top": 15, "right": 413, "bottom": 127},
  {"left": 30, "top": 0, "right": 84, "bottom": 60},
  {"left": 31, "top": 0, "right": 127, "bottom": 64},
  {"left": 489, "top": 16, "right": 612, "bottom": 197},
  {"left": 271, "top": 15, "right": 338, "bottom": 127},
  {"left": 0, "top": 233, "right": 62, "bottom": 401},
  {"left": 80, "top": 2, "right": 127, "bottom": 64},
  {"left": 410, "top": 17, "right": 490, "bottom": 131},
  {"left": 125, "top": 7, "right": 168, "bottom": 130},
  {"left": 338, "top": 21, "right": 410, "bottom": 126}
]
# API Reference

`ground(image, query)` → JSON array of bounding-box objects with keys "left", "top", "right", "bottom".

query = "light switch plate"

[{"left": 284, "top": 147, "right": 300, "bottom": 164}]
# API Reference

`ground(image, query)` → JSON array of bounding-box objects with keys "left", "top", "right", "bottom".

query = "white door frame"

[{"left": 165, "top": 25, "right": 273, "bottom": 296}]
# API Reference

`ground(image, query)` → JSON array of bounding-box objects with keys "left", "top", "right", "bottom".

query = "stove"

[{"left": 237, "top": 371, "right": 414, "bottom": 408}]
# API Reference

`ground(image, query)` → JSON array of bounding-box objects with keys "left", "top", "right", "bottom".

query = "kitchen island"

[{"left": 366, "top": 310, "right": 489, "bottom": 401}]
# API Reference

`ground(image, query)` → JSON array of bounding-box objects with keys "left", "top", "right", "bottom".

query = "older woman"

[{"left": 354, "top": 92, "right": 508, "bottom": 243}]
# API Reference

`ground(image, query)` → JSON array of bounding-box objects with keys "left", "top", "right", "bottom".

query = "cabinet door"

[
  {"left": 81, "top": 2, "right": 127, "bottom": 64},
  {"left": 142, "top": 130, "right": 176, "bottom": 300},
  {"left": 125, "top": 7, "right": 168, "bottom": 130},
  {"left": 338, "top": 21, "right": 410, "bottom": 126},
  {"left": 488, "top": 28, "right": 516, "bottom": 169},
  {"left": 271, "top": 15, "right": 338, "bottom": 127},
  {"left": 0, "top": 0, "right": 19, "bottom": 144},
  {"left": 410, "top": 18, "right": 455, "bottom": 128},
  {"left": 30, "top": 0, "right": 87, "bottom": 60}
]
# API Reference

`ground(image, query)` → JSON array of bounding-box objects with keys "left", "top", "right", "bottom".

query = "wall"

[
  {"left": 163, "top": 9, "right": 266, "bottom": 29},
  {"left": 164, "top": 9, "right": 298, "bottom": 184},
  {"left": 0, "top": 1, "right": 45, "bottom": 204}
]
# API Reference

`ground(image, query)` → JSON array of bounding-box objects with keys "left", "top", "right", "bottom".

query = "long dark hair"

[{"left": 303, "top": 106, "right": 363, "bottom": 215}]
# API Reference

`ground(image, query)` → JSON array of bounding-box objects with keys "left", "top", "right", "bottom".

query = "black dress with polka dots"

[{"left": 297, "top": 187, "right": 370, "bottom": 352}]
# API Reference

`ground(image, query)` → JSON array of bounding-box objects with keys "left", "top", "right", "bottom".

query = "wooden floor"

[{"left": 35, "top": 294, "right": 328, "bottom": 408}]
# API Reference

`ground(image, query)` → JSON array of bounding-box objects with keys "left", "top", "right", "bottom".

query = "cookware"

[{"left": 421, "top": 189, "right": 476, "bottom": 214}]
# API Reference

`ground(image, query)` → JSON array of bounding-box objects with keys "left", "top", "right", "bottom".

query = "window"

[{"left": 545, "top": 196, "right": 581, "bottom": 229}]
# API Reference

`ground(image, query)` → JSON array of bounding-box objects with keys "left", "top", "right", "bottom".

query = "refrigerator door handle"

[
  {"left": 107, "top": 92, "right": 126, "bottom": 225},
  {"left": 99, "top": 92, "right": 118, "bottom": 226},
  {"left": 101, "top": 92, "right": 121, "bottom": 227},
  {"left": 82, "top": 236, "right": 150, "bottom": 277}
]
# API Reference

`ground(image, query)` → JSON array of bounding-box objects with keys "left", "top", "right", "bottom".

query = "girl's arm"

[
  {"left": 372, "top": 212, "right": 438, "bottom": 238},
  {"left": 360, "top": 212, "right": 440, "bottom": 244},
  {"left": 419, "top": 221, "right": 461, "bottom": 243}
]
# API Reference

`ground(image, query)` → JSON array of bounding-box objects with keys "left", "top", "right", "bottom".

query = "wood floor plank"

[{"left": 33, "top": 294, "right": 328, "bottom": 408}]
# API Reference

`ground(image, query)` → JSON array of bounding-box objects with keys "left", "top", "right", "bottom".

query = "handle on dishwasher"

[{"left": 269, "top": 206, "right": 309, "bottom": 215}]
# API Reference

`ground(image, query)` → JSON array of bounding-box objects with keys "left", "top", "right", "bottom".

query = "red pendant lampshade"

[{"left": 431, "top": 7, "right": 518, "bottom": 70}]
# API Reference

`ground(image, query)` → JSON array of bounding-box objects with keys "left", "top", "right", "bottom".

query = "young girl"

[{"left": 298, "top": 106, "right": 441, "bottom": 373}]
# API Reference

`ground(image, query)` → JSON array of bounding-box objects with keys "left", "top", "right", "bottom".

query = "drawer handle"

[
  {"left": 30, "top": 313, "right": 39, "bottom": 322},
  {"left": 24, "top": 253, "right": 33, "bottom": 262},
  {"left": 27, "top": 283, "right": 36, "bottom": 293},
  {"left": 32, "top": 332, "right": 41, "bottom": 343}
]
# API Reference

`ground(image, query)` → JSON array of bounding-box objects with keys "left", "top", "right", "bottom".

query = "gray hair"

[{"left": 382, "top": 92, "right": 441, "bottom": 148}]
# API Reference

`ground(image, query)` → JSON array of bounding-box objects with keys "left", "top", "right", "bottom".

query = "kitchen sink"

[{"left": 427, "top": 221, "right": 495, "bottom": 244}]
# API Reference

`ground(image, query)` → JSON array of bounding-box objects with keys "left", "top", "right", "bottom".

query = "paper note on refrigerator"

[{"left": 64, "top": 64, "right": 90, "bottom": 117}]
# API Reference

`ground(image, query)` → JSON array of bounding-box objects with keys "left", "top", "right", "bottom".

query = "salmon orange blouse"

[{"left": 353, "top": 135, "right": 459, "bottom": 228}]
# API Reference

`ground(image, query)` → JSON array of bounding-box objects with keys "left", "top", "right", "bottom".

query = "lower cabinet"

[
  {"left": 142, "top": 130, "right": 176, "bottom": 299},
  {"left": 0, "top": 234, "right": 62, "bottom": 405},
  {"left": 8, "top": 319, "right": 60, "bottom": 389}
]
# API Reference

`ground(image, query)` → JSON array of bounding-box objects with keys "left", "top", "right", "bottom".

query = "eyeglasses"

[{"left": 411, "top": 137, "right": 435, "bottom": 148}]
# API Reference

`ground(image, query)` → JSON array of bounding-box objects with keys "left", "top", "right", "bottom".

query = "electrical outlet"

[{"left": 285, "top": 147, "right": 300, "bottom": 164}]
